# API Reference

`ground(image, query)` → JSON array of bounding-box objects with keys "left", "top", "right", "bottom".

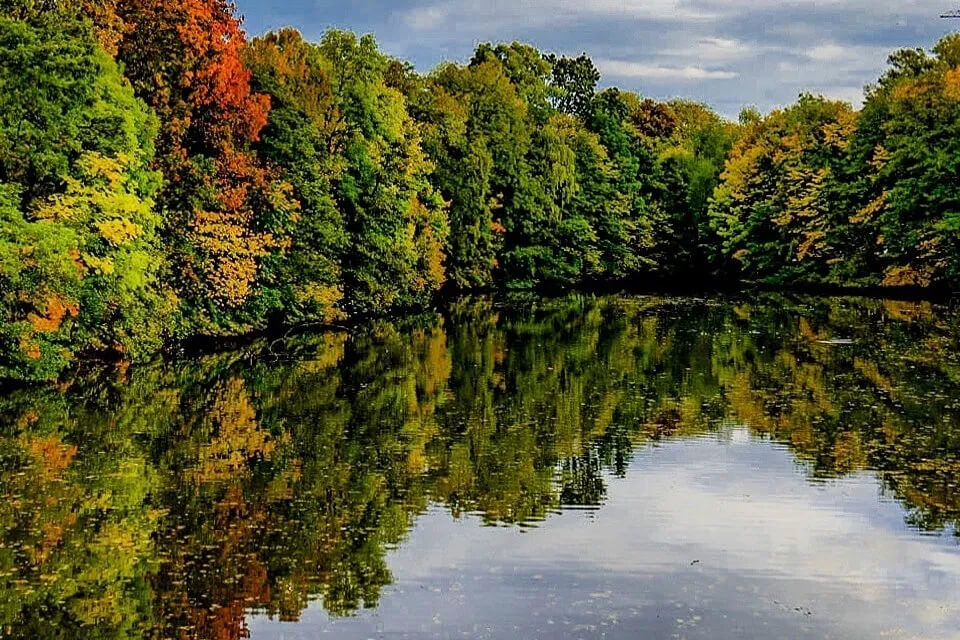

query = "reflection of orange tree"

[
  {"left": 0, "top": 394, "right": 158, "bottom": 640},
  {"left": 150, "top": 376, "right": 281, "bottom": 640},
  {"left": 146, "top": 323, "right": 448, "bottom": 635}
]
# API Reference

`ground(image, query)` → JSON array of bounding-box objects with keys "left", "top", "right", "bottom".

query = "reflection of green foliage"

[
  {"left": 0, "top": 389, "right": 159, "bottom": 639},
  {"left": 3, "top": 294, "right": 960, "bottom": 636}
]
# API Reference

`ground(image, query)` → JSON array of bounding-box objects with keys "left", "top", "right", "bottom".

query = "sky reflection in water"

[{"left": 250, "top": 429, "right": 960, "bottom": 639}]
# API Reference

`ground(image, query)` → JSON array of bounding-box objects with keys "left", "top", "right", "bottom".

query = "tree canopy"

[{"left": 2, "top": 1, "right": 960, "bottom": 380}]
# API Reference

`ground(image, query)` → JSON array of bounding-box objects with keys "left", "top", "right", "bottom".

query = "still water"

[{"left": 2, "top": 294, "right": 960, "bottom": 639}]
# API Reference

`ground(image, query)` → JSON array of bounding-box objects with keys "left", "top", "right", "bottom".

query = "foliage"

[
  {"left": 409, "top": 59, "right": 517, "bottom": 288},
  {"left": 708, "top": 33, "right": 960, "bottom": 288},
  {"left": 657, "top": 100, "right": 740, "bottom": 276},
  {"left": 0, "top": 12, "right": 104, "bottom": 202},
  {"left": 245, "top": 29, "right": 347, "bottom": 323},
  {"left": 0, "top": 16, "right": 171, "bottom": 381},
  {"left": 314, "top": 30, "right": 448, "bottom": 313},
  {"left": 547, "top": 53, "right": 601, "bottom": 120},
  {"left": 110, "top": 0, "right": 296, "bottom": 332},
  {"left": 709, "top": 95, "right": 855, "bottom": 283},
  {"left": 582, "top": 89, "right": 666, "bottom": 278},
  {"left": 3, "top": 3, "right": 960, "bottom": 380},
  {"left": 844, "top": 35, "right": 960, "bottom": 287}
]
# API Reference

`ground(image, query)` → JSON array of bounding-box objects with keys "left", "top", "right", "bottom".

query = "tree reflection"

[{"left": 1, "top": 293, "right": 960, "bottom": 637}]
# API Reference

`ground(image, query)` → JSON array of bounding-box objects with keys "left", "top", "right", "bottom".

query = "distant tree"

[
  {"left": 656, "top": 100, "right": 740, "bottom": 277},
  {"left": 709, "top": 94, "right": 856, "bottom": 283},
  {"left": 843, "top": 34, "right": 960, "bottom": 287},
  {"left": 246, "top": 28, "right": 348, "bottom": 323},
  {"left": 630, "top": 98, "right": 677, "bottom": 140},
  {"left": 547, "top": 53, "right": 600, "bottom": 120}
]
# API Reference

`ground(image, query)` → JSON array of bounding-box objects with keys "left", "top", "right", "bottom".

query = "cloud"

[
  {"left": 807, "top": 43, "right": 896, "bottom": 66},
  {"left": 595, "top": 59, "right": 739, "bottom": 80},
  {"left": 404, "top": 5, "right": 451, "bottom": 31},
  {"left": 399, "top": 0, "right": 711, "bottom": 31},
  {"left": 396, "top": 0, "right": 936, "bottom": 33},
  {"left": 238, "top": 0, "right": 953, "bottom": 118},
  {"left": 761, "top": 43, "right": 900, "bottom": 107}
]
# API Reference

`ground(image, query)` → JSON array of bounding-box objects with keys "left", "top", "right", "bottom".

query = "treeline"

[
  {"left": 2, "top": 1, "right": 960, "bottom": 381},
  {"left": 713, "top": 44, "right": 960, "bottom": 288}
]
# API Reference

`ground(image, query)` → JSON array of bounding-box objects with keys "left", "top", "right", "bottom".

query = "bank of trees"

[
  {"left": 710, "top": 36, "right": 960, "bottom": 287},
  {"left": 2, "top": 1, "right": 960, "bottom": 380}
]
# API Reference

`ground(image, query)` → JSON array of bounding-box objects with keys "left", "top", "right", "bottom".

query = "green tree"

[
  {"left": 317, "top": 30, "right": 448, "bottom": 313},
  {"left": 709, "top": 94, "right": 856, "bottom": 284},
  {"left": 845, "top": 35, "right": 960, "bottom": 287},
  {"left": 656, "top": 100, "right": 740, "bottom": 278},
  {"left": 245, "top": 29, "right": 349, "bottom": 323},
  {"left": 547, "top": 53, "right": 601, "bottom": 120},
  {"left": 583, "top": 89, "right": 668, "bottom": 278},
  {"left": 0, "top": 15, "right": 171, "bottom": 381},
  {"left": 412, "top": 56, "right": 530, "bottom": 288}
]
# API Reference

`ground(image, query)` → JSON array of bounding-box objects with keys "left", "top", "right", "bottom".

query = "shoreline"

[{"left": 2, "top": 282, "right": 956, "bottom": 389}]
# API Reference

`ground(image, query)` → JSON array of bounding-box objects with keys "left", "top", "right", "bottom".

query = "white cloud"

[
  {"left": 404, "top": 5, "right": 451, "bottom": 31},
  {"left": 662, "top": 37, "right": 756, "bottom": 63},
  {"left": 808, "top": 43, "right": 894, "bottom": 67},
  {"left": 397, "top": 0, "right": 934, "bottom": 33},
  {"left": 363, "top": 0, "right": 948, "bottom": 116},
  {"left": 596, "top": 59, "right": 739, "bottom": 80},
  {"left": 399, "top": 0, "right": 711, "bottom": 32},
  {"left": 760, "top": 43, "right": 899, "bottom": 108},
  {"left": 808, "top": 44, "right": 851, "bottom": 61}
]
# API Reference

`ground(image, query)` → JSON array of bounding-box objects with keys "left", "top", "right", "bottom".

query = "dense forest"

[{"left": 3, "top": 0, "right": 960, "bottom": 380}]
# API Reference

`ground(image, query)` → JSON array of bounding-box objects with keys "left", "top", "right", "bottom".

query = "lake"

[{"left": 2, "top": 293, "right": 960, "bottom": 639}]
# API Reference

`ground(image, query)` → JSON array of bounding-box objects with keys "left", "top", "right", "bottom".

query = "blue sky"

[{"left": 236, "top": 1, "right": 956, "bottom": 118}]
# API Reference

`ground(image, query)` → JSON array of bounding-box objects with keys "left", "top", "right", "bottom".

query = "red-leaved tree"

[{"left": 111, "top": 0, "right": 295, "bottom": 327}]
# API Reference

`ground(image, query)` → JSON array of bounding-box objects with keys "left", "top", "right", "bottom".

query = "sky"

[{"left": 236, "top": 1, "right": 958, "bottom": 119}]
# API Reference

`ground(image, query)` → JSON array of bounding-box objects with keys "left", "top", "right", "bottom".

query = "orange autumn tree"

[{"left": 111, "top": 0, "right": 296, "bottom": 333}]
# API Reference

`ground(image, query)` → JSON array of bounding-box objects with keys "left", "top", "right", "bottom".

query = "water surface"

[{"left": 2, "top": 294, "right": 960, "bottom": 639}]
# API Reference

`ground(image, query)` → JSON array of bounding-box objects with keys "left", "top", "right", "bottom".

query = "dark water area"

[{"left": 2, "top": 294, "right": 960, "bottom": 639}]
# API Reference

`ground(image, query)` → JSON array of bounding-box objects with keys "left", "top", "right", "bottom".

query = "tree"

[
  {"left": 547, "top": 54, "right": 600, "bottom": 120},
  {"left": 655, "top": 100, "right": 740, "bottom": 278},
  {"left": 412, "top": 57, "right": 531, "bottom": 288},
  {"left": 845, "top": 35, "right": 960, "bottom": 287},
  {"left": 709, "top": 94, "right": 856, "bottom": 284},
  {"left": 245, "top": 29, "right": 348, "bottom": 323},
  {"left": 110, "top": 0, "right": 296, "bottom": 332},
  {"left": 471, "top": 42, "right": 554, "bottom": 124},
  {"left": 0, "top": 12, "right": 100, "bottom": 203},
  {"left": 314, "top": 30, "right": 448, "bottom": 313},
  {"left": 582, "top": 89, "right": 669, "bottom": 278},
  {"left": 0, "top": 15, "right": 172, "bottom": 381}
]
